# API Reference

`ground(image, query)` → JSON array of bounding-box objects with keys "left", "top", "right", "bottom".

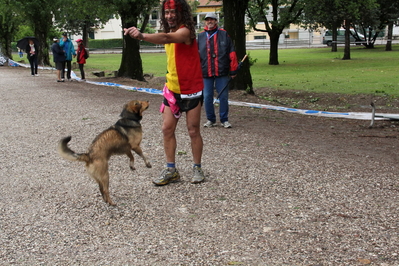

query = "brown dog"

[{"left": 57, "top": 100, "right": 151, "bottom": 205}]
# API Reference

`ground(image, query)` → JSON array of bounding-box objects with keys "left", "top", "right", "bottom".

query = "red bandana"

[{"left": 164, "top": 0, "right": 176, "bottom": 10}]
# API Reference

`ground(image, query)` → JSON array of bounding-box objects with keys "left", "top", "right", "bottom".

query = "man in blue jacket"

[
  {"left": 198, "top": 13, "right": 238, "bottom": 128},
  {"left": 60, "top": 32, "right": 76, "bottom": 81}
]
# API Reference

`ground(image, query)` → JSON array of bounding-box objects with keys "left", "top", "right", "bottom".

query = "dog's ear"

[
  {"left": 125, "top": 101, "right": 141, "bottom": 114},
  {"left": 133, "top": 101, "right": 142, "bottom": 114}
]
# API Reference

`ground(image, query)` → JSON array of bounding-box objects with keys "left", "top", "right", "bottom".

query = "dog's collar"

[{"left": 115, "top": 118, "right": 141, "bottom": 128}]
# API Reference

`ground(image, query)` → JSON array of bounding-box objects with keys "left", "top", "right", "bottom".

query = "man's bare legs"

[
  {"left": 153, "top": 103, "right": 204, "bottom": 185},
  {"left": 161, "top": 103, "right": 203, "bottom": 164},
  {"left": 185, "top": 103, "right": 203, "bottom": 165},
  {"left": 162, "top": 106, "right": 179, "bottom": 164}
]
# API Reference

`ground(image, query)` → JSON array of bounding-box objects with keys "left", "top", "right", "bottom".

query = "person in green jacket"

[{"left": 59, "top": 32, "right": 76, "bottom": 81}]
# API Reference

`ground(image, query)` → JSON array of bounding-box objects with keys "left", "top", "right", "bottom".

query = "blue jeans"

[{"left": 203, "top": 76, "right": 230, "bottom": 123}]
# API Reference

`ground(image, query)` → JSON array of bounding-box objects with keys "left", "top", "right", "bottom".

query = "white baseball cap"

[{"left": 204, "top": 13, "right": 217, "bottom": 20}]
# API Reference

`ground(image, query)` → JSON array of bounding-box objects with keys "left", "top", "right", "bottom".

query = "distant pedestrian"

[
  {"left": 51, "top": 38, "right": 65, "bottom": 82},
  {"left": 75, "top": 39, "right": 88, "bottom": 81},
  {"left": 59, "top": 33, "right": 76, "bottom": 81},
  {"left": 18, "top": 49, "right": 23, "bottom": 58},
  {"left": 25, "top": 38, "right": 39, "bottom": 76},
  {"left": 198, "top": 13, "right": 238, "bottom": 128}
]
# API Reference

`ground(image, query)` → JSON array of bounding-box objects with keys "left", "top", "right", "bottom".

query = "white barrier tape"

[{"left": 10, "top": 60, "right": 397, "bottom": 121}]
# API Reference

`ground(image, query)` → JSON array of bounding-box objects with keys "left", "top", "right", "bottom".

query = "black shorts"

[{"left": 163, "top": 93, "right": 203, "bottom": 112}]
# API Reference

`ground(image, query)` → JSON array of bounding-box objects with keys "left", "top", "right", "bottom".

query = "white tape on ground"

[{"left": 10, "top": 60, "right": 397, "bottom": 121}]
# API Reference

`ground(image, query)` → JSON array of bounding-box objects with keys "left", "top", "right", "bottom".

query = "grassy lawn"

[
  {"left": 84, "top": 44, "right": 399, "bottom": 96},
  {"left": 255, "top": 45, "right": 399, "bottom": 96}
]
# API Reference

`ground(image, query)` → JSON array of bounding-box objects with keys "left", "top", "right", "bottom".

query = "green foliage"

[
  {"left": 247, "top": 0, "right": 305, "bottom": 65},
  {"left": 13, "top": 25, "right": 34, "bottom": 42},
  {"left": 138, "top": 23, "right": 156, "bottom": 34},
  {"left": 89, "top": 39, "right": 124, "bottom": 49},
  {"left": 55, "top": 0, "right": 116, "bottom": 36},
  {"left": 0, "top": 0, "right": 22, "bottom": 57},
  {"left": 13, "top": 0, "right": 63, "bottom": 65},
  {"left": 88, "top": 38, "right": 159, "bottom": 49},
  {"left": 82, "top": 52, "right": 165, "bottom": 75}
]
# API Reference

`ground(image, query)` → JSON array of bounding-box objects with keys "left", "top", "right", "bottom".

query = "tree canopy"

[
  {"left": 247, "top": 0, "right": 304, "bottom": 65},
  {"left": 111, "top": 0, "right": 160, "bottom": 80},
  {"left": 0, "top": 0, "right": 21, "bottom": 58},
  {"left": 55, "top": 0, "right": 116, "bottom": 48}
]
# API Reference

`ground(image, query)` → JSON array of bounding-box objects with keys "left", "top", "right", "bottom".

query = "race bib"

[{"left": 180, "top": 91, "right": 203, "bottom": 99}]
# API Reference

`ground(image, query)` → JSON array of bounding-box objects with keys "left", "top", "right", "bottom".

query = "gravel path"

[{"left": 0, "top": 66, "right": 398, "bottom": 265}]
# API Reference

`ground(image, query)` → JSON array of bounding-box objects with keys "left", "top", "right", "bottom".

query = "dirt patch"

[{"left": 2, "top": 66, "right": 399, "bottom": 265}]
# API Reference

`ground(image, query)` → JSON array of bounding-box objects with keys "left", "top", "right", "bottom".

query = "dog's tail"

[{"left": 57, "top": 136, "right": 90, "bottom": 163}]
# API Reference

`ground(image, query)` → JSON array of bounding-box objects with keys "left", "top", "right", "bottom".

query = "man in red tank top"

[{"left": 124, "top": 0, "right": 205, "bottom": 186}]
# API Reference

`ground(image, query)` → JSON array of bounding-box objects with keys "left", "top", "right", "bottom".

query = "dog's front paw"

[
  {"left": 146, "top": 162, "right": 152, "bottom": 168},
  {"left": 130, "top": 165, "right": 136, "bottom": 171}
]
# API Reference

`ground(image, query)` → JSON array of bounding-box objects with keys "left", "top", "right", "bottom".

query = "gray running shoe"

[
  {"left": 191, "top": 166, "right": 205, "bottom": 184},
  {"left": 221, "top": 121, "right": 232, "bottom": 128},
  {"left": 204, "top": 120, "right": 216, "bottom": 128},
  {"left": 153, "top": 168, "right": 180, "bottom": 186}
]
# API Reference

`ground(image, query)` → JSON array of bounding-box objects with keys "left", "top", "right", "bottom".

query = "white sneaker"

[
  {"left": 204, "top": 121, "right": 216, "bottom": 128},
  {"left": 191, "top": 166, "right": 205, "bottom": 184},
  {"left": 221, "top": 121, "right": 232, "bottom": 128}
]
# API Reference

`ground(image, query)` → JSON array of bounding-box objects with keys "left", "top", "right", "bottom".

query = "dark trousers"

[
  {"left": 28, "top": 55, "right": 38, "bottom": 75},
  {"left": 79, "top": 64, "right": 85, "bottom": 80},
  {"left": 61, "top": 60, "right": 72, "bottom": 79}
]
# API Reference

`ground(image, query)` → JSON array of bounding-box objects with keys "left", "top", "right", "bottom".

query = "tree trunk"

[
  {"left": 32, "top": 10, "right": 53, "bottom": 66},
  {"left": 35, "top": 29, "right": 50, "bottom": 66},
  {"left": 1, "top": 35, "right": 13, "bottom": 59},
  {"left": 268, "top": 29, "right": 281, "bottom": 65},
  {"left": 386, "top": 21, "right": 393, "bottom": 51},
  {"left": 118, "top": 17, "right": 144, "bottom": 80},
  {"left": 223, "top": 0, "right": 253, "bottom": 93},
  {"left": 331, "top": 23, "right": 338, "bottom": 52},
  {"left": 83, "top": 21, "right": 89, "bottom": 48},
  {"left": 342, "top": 20, "right": 351, "bottom": 60}
]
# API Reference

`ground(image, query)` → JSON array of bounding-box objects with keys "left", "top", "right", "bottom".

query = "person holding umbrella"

[
  {"left": 25, "top": 38, "right": 39, "bottom": 76},
  {"left": 198, "top": 13, "right": 238, "bottom": 128}
]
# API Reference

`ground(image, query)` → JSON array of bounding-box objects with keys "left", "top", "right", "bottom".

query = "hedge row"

[
  {"left": 88, "top": 38, "right": 157, "bottom": 49},
  {"left": 10, "top": 38, "right": 157, "bottom": 52}
]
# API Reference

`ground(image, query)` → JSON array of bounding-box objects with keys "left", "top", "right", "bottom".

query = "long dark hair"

[{"left": 160, "top": 0, "right": 196, "bottom": 39}]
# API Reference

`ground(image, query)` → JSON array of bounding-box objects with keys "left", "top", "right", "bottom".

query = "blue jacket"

[{"left": 59, "top": 38, "right": 76, "bottom": 61}]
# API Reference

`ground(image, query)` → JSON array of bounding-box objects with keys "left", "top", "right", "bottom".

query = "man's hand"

[
  {"left": 124, "top": 25, "right": 191, "bottom": 45},
  {"left": 124, "top": 27, "right": 144, "bottom": 40}
]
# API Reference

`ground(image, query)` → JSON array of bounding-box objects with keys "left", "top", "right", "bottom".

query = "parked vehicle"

[{"left": 323, "top": 29, "right": 366, "bottom": 46}]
